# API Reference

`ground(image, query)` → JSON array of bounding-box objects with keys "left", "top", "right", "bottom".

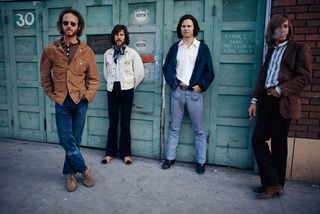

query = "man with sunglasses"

[{"left": 40, "top": 9, "right": 99, "bottom": 192}]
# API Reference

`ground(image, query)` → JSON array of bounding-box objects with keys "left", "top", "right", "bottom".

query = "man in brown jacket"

[
  {"left": 40, "top": 9, "right": 99, "bottom": 192},
  {"left": 248, "top": 14, "right": 312, "bottom": 199}
]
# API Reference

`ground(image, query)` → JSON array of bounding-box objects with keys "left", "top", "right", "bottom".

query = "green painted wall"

[{"left": 0, "top": 0, "right": 266, "bottom": 168}]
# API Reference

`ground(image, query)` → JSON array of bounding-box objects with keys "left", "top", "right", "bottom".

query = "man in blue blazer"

[{"left": 162, "top": 14, "right": 214, "bottom": 174}]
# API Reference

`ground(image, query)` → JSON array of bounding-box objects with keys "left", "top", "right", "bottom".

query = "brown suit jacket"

[{"left": 252, "top": 40, "right": 312, "bottom": 119}]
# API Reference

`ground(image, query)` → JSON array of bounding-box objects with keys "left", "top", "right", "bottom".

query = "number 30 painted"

[{"left": 16, "top": 12, "right": 35, "bottom": 27}]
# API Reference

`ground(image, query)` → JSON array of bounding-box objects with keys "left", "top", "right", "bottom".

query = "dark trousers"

[
  {"left": 106, "top": 82, "right": 134, "bottom": 158},
  {"left": 252, "top": 93, "right": 291, "bottom": 187}
]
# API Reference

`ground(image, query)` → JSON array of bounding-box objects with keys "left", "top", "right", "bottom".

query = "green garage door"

[
  {"left": 0, "top": 0, "right": 266, "bottom": 168},
  {"left": 163, "top": 0, "right": 214, "bottom": 162},
  {"left": 0, "top": 2, "right": 46, "bottom": 141},
  {"left": 118, "top": 0, "right": 163, "bottom": 158},
  {"left": 0, "top": 7, "right": 11, "bottom": 138},
  {"left": 163, "top": 0, "right": 266, "bottom": 168}
]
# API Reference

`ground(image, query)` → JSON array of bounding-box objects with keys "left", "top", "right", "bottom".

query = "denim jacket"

[{"left": 103, "top": 46, "right": 145, "bottom": 92}]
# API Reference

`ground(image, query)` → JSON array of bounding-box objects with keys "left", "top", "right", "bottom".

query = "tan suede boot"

[
  {"left": 82, "top": 166, "right": 95, "bottom": 187},
  {"left": 67, "top": 175, "right": 78, "bottom": 192}
]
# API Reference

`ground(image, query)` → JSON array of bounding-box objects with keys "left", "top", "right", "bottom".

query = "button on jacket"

[
  {"left": 40, "top": 39, "right": 100, "bottom": 105},
  {"left": 103, "top": 46, "right": 145, "bottom": 92}
]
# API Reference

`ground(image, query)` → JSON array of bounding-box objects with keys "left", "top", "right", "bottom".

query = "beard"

[
  {"left": 64, "top": 28, "right": 78, "bottom": 37},
  {"left": 115, "top": 40, "right": 125, "bottom": 48}
]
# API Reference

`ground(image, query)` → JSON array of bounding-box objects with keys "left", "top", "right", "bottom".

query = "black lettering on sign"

[{"left": 87, "top": 35, "right": 112, "bottom": 55}]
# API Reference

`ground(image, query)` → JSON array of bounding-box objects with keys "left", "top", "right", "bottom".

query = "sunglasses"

[{"left": 62, "top": 21, "right": 77, "bottom": 27}]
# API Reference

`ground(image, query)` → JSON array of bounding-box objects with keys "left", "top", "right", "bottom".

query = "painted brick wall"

[{"left": 272, "top": 0, "right": 320, "bottom": 139}]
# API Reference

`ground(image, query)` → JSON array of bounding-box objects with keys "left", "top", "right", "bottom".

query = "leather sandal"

[
  {"left": 101, "top": 156, "right": 113, "bottom": 164},
  {"left": 123, "top": 156, "right": 133, "bottom": 165}
]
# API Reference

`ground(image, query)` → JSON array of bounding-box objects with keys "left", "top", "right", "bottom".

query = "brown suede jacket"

[
  {"left": 253, "top": 40, "right": 312, "bottom": 119},
  {"left": 40, "top": 39, "right": 100, "bottom": 105}
]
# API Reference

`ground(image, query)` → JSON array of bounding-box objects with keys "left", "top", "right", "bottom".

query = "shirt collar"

[
  {"left": 60, "top": 37, "right": 80, "bottom": 46},
  {"left": 275, "top": 40, "right": 288, "bottom": 49},
  {"left": 178, "top": 38, "right": 200, "bottom": 48}
]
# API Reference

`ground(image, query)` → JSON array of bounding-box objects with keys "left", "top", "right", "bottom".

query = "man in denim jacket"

[
  {"left": 102, "top": 25, "right": 144, "bottom": 165},
  {"left": 162, "top": 14, "right": 214, "bottom": 174}
]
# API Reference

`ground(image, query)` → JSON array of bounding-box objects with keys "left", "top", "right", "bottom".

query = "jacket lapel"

[{"left": 280, "top": 40, "right": 295, "bottom": 64}]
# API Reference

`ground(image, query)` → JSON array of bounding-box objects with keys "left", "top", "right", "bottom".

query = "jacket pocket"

[
  {"left": 73, "top": 57, "right": 87, "bottom": 74},
  {"left": 122, "top": 61, "right": 134, "bottom": 82}
]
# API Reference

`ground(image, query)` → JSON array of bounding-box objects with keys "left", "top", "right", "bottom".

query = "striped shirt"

[
  {"left": 265, "top": 41, "right": 288, "bottom": 88},
  {"left": 250, "top": 41, "right": 288, "bottom": 104}
]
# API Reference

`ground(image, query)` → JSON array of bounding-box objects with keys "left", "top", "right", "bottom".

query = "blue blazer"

[{"left": 163, "top": 40, "right": 214, "bottom": 92}]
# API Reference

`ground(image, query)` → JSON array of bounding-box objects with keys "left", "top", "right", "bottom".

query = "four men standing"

[{"left": 40, "top": 8, "right": 312, "bottom": 199}]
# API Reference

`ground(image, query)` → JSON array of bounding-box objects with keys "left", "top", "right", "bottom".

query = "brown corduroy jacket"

[
  {"left": 252, "top": 40, "right": 312, "bottom": 119},
  {"left": 40, "top": 39, "right": 100, "bottom": 105}
]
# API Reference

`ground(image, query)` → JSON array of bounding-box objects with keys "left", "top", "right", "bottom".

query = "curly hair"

[
  {"left": 57, "top": 8, "right": 85, "bottom": 37},
  {"left": 110, "top": 24, "right": 130, "bottom": 46},
  {"left": 265, "top": 14, "right": 293, "bottom": 46},
  {"left": 176, "top": 14, "right": 200, "bottom": 39}
]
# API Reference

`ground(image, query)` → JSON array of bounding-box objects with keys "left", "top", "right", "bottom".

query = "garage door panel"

[
  {"left": 219, "top": 63, "right": 253, "bottom": 87},
  {"left": 216, "top": 125, "right": 249, "bottom": 148}
]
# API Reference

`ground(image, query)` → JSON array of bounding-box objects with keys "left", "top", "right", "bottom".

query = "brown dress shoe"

[
  {"left": 82, "top": 166, "right": 95, "bottom": 187},
  {"left": 67, "top": 175, "right": 78, "bottom": 192},
  {"left": 256, "top": 185, "right": 284, "bottom": 199},
  {"left": 252, "top": 185, "right": 266, "bottom": 193}
]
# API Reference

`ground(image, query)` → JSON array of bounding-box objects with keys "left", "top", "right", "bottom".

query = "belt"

[{"left": 178, "top": 84, "right": 191, "bottom": 91}]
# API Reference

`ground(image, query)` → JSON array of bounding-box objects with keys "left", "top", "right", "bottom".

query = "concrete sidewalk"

[{"left": 0, "top": 138, "right": 319, "bottom": 214}]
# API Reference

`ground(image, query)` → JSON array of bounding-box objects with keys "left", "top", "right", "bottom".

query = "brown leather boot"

[
  {"left": 252, "top": 185, "right": 266, "bottom": 193},
  {"left": 67, "top": 175, "right": 78, "bottom": 192},
  {"left": 82, "top": 166, "right": 95, "bottom": 187}
]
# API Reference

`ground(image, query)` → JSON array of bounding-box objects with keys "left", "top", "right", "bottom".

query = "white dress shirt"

[{"left": 176, "top": 38, "right": 200, "bottom": 86}]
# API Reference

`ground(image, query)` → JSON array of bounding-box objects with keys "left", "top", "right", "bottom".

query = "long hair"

[
  {"left": 110, "top": 24, "right": 130, "bottom": 45},
  {"left": 57, "top": 8, "right": 85, "bottom": 37},
  {"left": 265, "top": 14, "right": 293, "bottom": 46},
  {"left": 176, "top": 14, "right": 200, "bottom": 39}
]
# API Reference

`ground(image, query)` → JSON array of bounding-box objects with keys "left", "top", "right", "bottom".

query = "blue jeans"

[
  {"left": 55, "top": 95, "right": 88, "bottom": 175},
  {"left": 166, "top": 88, "right": 207, "bottom": 164}
]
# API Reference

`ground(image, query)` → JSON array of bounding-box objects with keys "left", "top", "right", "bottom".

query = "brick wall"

[{"left": 272, "top": 0, "right": 320, "bottom": 139}]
